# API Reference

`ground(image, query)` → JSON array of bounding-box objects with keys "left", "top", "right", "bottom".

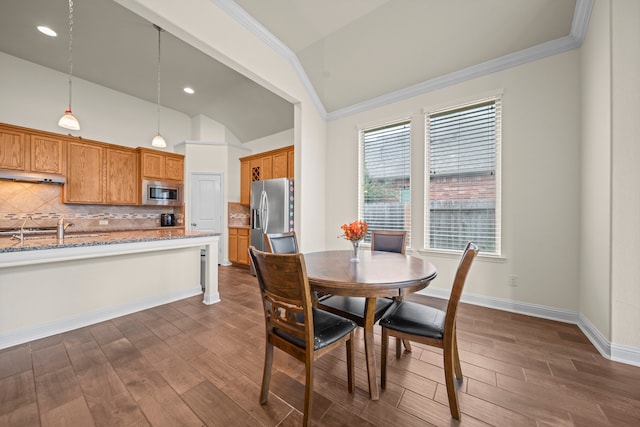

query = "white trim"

[
  {"left": 419, "top": 286, "right": 640, "bottom": 368},
  {"left": 0, "top": 286, "right": 202, "bottom": 350},
  {"left": 214, "top": 0, "right": 593, "bottom": 121}
]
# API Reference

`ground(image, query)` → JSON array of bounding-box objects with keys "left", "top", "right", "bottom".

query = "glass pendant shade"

[
  {"left": 151, "top": 133, "right": 167, "bottom": 148},
  {"left": 58, "top": 109, "right": 80, "bottom": 130}
]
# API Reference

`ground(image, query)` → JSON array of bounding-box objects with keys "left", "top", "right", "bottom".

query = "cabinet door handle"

[{"left": 191, "top": 223, "right": 197, "bottom": 226}]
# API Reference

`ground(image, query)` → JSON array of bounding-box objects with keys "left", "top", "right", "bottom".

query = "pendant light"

[
  {"left": 58, "top": 0, "right": 80, "bottom": 131},
  {"left": 151, "top": 25, "right": 166, "bottom": 148}
]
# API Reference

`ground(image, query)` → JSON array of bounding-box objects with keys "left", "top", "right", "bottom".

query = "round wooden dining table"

[{"left": 303, "top": 250, "right": 438, "bottom": 400}]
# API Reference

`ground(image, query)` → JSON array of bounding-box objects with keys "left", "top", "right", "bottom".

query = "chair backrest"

[
  {"left": 370, "top": 230, "right": 406, "bottom": 254},
  {"left": 444, "top": 242, "right": 479, "bottom": 334},
  {"left": 264, "top": 231, "right": 299, "bottom": 254},
  {"left": 249, "top": 246, "right": 312, "bottom": 346}
]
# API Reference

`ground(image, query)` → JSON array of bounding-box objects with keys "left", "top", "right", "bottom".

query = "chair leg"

[
  {"left": 453, "top": 327, "right": 463, "bottom": 380},
  {"left": 443, "top": 344, "right": 461, "bottom": 420},
  {"left": 260, "top": 342, "right": 274, "bottom": 404},
  {"left": 346, "top": 333, "right": 355, "bottom": 393},
  {"left": 303, "top": 358, "right": 314, "bottom": 427},
  {"left": 381, "top": 327, "right": 389, "bottom": 389},
  {"left": 402, "top": 339, "right": 412, "bottom": 352}
]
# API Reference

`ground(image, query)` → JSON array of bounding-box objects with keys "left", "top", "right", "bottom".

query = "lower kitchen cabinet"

[{"left": 228, "top": 227, "right": 250, "bottom": 266}]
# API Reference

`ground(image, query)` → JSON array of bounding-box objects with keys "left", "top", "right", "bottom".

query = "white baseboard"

[
  {"left": 0, "top": 286, "right": 203, "bottom": 350},
  {"left": 419, "top": 288, "right": 640, "bottom": 368}
]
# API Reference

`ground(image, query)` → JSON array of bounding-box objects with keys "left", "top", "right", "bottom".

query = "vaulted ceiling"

[{"left": 0, "top": 0, "right": 584, "bottom": 143}]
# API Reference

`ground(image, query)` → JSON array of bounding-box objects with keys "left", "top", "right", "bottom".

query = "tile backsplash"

[
  {"left": 0, "top": 182, "right": 181, "bottom": 231},
  {"left": 228, "top": 202, "right": 250, "bottom": 227}
]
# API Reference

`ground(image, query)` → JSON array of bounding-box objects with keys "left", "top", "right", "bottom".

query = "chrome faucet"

[{"left": 57, "top": 216, "right": 74, "bottom": 240}]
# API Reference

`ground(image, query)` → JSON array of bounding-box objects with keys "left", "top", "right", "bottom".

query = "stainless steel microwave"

[{"left": 142, "top": 180, "right": 183, "bottom": 206}]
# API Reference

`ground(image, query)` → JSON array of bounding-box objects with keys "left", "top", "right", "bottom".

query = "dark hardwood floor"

[{"left": 2, "top": 264, "right": 640, "bottom": 426}]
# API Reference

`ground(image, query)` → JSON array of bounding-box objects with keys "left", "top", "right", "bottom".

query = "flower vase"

[{"left": 350, "top": 239, "right": 361, "bottom": 262}]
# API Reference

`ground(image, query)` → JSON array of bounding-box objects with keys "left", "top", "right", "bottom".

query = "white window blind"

[
  {"left": 359, "top": 121, "right": 411, "bottom": 245},
  {"left": 425, "top": 99, "right": 501, "bottom": 255}
]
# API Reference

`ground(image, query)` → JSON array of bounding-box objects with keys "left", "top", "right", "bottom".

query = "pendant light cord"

[
  {"left": 67, "top": 0, "right": 74, "bottom": 111},
  {"left": 156, "top": 25, "right": 161, "bottom": 134}
]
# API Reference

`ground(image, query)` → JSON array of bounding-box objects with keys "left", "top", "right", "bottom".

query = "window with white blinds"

[
  {"left": 359, "top": 121, "right": 411, "bottom": 246},
  {"left": 425, "top": 99, "right": 501, "bottom": 255}
]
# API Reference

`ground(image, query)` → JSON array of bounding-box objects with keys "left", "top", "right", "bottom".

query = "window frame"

[
  {"left": 423, "top": 97, "right": 502, "bottom": 256},
  {"left": 358, "top": 119, "right": 412, "bottom": 247}
]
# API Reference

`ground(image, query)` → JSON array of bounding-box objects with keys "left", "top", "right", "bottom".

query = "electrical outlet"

[
  {"left": 99, "top": 220, "right": 108, "bottom": 225},
  {"left": 508, "top": 274, "right": 518, "bottom": 287}
]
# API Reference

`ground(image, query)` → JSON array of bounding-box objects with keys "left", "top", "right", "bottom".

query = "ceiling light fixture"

[
  {"left": 58, "top": 0, "right": 80, "bottom": 131},
  {"left": 183, "top": 87, "right": 194, "bottom": 94},
  {"left": 37, "top": 26, "right": 57, "bottom": 37},
  {"left": 151, "top": 25, "right": 166, "bottom": 148}
]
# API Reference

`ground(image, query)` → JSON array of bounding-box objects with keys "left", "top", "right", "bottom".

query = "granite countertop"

[
  {"left": 0, "top": 228, "right": 220, "bottom": 253},
  {"left": 228, "top": 225, "right": 250, "bottom": 229}
]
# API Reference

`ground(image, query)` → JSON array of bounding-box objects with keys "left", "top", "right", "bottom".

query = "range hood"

[{"left": 0, "top": 170, "right": 66, "bottom": 184}]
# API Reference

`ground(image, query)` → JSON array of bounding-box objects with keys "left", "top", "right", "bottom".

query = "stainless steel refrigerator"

[{"left": 250, "top": 178, "right": 294, "bottom": 254}]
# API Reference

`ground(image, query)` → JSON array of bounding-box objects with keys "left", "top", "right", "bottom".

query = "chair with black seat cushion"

[
  {"left": 379, "top": 242, "right": 479, "bottom": 420},
  {"left": 370, "top": 229, "right": 407, "bottom": 254},
  {"left": 317, "top": 230, "right": 407, "bottom": 329},
  {"left": 249, "top": 246, "right": 356, "bottom": 427},
  {"left": 264, "top": 231, "right": 299, "bottom": 254}
]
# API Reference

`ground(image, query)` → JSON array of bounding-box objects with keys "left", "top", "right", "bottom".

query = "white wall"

[
  {"left": 610, "top": 0, "right": 640, "bottom": 349},
  {"left": 0, "top": 52, "right": 191, "bottom": 151},
  {"left": 245, "top": 128, "right": 294, "bottom": 153},
  {"left": 579, "top": 0, "right": 612, "bottom": 341},
  {"left": 327, "top": 51, "right": 582, "bottom": 312}
]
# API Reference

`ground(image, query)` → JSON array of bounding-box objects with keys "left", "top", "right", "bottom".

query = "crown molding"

[{"left": 214, "top": 0, "right": 593, "bottom": 122}]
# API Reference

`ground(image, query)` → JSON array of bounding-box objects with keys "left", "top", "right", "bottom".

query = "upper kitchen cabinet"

[
  {"left": 239, "top": 145, "right": 293, "bottom": 205},
  {"left": 64, "top": 140, "right": 105, "bottom": 204},
  {"left": 106, "top": 147, "right": 138, "bottom": 205},
  {"left": 65, "top": 140, "right": 139, "bottom": 205},
  {"left": 0, "top": 123, "right": 65, "bottom": 174},
  {"left": 138, "top": 148, "right": 184, "bottom": 182},
  {"left": 0, "top": 124, "right": 28, "bottom": 170},
  {"left": 30, "top": 133, "right": 66, "bottom": 175}
]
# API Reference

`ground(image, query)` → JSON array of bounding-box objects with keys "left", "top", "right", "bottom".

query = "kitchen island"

[{"left": 0, "top": 229, "right": 220, "bottom": 349}]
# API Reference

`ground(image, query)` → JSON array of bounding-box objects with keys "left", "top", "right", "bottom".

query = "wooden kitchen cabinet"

[
  {"left": 287, "top": 149, "right": 294, "bottom": 179},
  {"left": 64, "top": 141, "right": 105, "bottom": 204},
  {"left": 239, "top": 145, "right": 293, "bottom": 206},
  {"left": 228, "top": 227, "right": 250, "bottom": 265},
  {"left": 138, "top": 148, "right": 184, "bottom": 182},
  {"left": 272, "top": 151, "right": 288, "bottom": 179},
  {"left": 106, "top": 147, "right": 138, "bottom": 205},
  {"left": 30, "top": 133, "right": 66, "bottom": 175},
  {"left": 0, "top": 125, "right": 28, "bottom": 171},
  {"left": 240, "top": 160, "right": 251, "bottom": 205},
  {"left": 0, "top": 123, "right": 65, "bottom": 174}
]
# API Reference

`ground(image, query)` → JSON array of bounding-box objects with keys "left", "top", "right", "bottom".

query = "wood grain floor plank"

[
  {"left": 181, "top": 379, "right": 257, "bottom": 426},
  {"left": 0, "top": 344, "right": 31, "bottom": 380},
  {"left": 137, "top": 384, "right": 205, "bottom": 427},
  {"left": 40, "top": 396, "right": 95, "bottom": 427},
  {"left": 31, "top": 342, "right": 71, "bottom": 377}
]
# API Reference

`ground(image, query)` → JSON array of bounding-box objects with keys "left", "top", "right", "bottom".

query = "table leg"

[{"left": 364, "top": 297, "right": 380, "bottom": 400}]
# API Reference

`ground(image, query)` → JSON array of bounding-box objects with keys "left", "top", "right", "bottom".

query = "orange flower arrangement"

[{"left": 339, "top": 219, "right": 368, "bottom": 241}]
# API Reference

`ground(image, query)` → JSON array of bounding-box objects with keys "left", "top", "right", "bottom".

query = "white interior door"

[{"left": 190, "top": 173, "right": 223, "bottom": 260}]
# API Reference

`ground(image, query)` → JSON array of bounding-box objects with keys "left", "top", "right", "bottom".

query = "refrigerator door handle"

[{"left": 261, "top": 191, "right": 269, "bottom": 234}]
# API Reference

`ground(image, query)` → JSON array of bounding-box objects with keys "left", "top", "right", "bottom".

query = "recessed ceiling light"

[
  {"left": 183, "top": 87, "right": 195, "bottom": 94},
  {"left": 37, "top": 26, "right": 57, "bottom": 37}
]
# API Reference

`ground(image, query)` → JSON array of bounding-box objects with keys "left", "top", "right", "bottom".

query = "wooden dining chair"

[
  {"left": 317, "top": 230, "right": 407, "bottom": 329},
  {"left": 248, "top": 246, "right": 356, "bottom": 426},
  {"left": 370, "top": 229, "right": 407, "bottom": 254},
  {"left": 264, "top": 231, "right": 299, "bottom": 254},
  {"left": 379, "top": 242, "right": 479, "bottom": 420}
]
